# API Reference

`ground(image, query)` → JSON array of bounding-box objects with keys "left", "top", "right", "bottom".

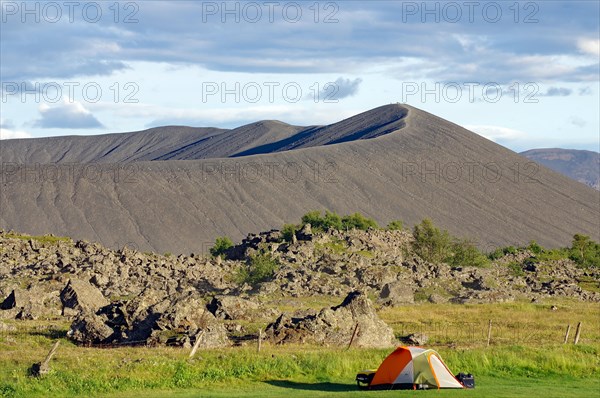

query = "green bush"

[
  {"left": 301, "top": 210, "right": 342, "bottom": 232},
  {"left": 449, "top": 238, "right": 489, "bottom": 267},
  {"left": 281, "top": 224, "right": 299, "bottom": 242},
  {"left": 236, "top": 253, "right": 279, "bottom": 285},
  {"left": 411, "top": 219, "right": 487, "bottom": 266},
  {"left": 210, "top": 236, "right": 233, "bottom": 258},
  {"left": 411, "top": 219, "right": 452, "bottom": 263},
  {"left": 536, "top": 248, "right": 569, "bottom": 262},
  {"left": 569, "top": 234, "right": 600, "bottom": 268},
  {"left": 506, "top": 261, "right": 525, "bottom": 276},
  {"left": 488, "top": 245, "right": 519, "bottom": 260},
  {"left": 386, "top": 220, "right": 404, "bottom": 231},
  {"left": 300, "top": 210, "right": 378, "bottom": 232},
  {"left": 527, "top": 240, "right": 543, "bottom": 255},
  {"left": 341, "top": 212, "right": 379, "bottom": 230}
]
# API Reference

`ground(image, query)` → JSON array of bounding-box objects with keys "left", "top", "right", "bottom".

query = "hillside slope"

[
  {"left": 1, "top": 105, "right": 598, "bottom": 253},
  {"left": 0, "top": 108, "right": 407, "bottom": 163},
  {"left": 521, "top": 148, "right": 600, "bottom": 190}
]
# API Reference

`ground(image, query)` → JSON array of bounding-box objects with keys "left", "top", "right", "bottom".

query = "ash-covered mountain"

[{"left": 1, "top": 104, "right": 598, "bottom": 253}]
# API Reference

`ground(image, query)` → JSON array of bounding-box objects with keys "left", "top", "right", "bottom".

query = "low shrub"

[
  {"left": 236, "top": 253, "right": 279, "bottom": 285},
  {"left": 210, "top": 236, "right": 234, "bottom": 258},
  {"left": 386, "top": 220, "right": 404, "bottom": 231}
]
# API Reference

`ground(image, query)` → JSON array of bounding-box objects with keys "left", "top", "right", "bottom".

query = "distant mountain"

[
  {"left": 520, "top": 148, "right": 599, "bottom": 190},
  {"left": 1, "top": 105, "right": 598, "bottom": 254}
]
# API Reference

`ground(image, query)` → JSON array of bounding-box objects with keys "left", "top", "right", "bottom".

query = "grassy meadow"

[{"left": 1, "top": 299, "right": 599, "bottom": 398}]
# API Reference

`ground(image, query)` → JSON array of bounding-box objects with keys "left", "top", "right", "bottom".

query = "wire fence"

[{"left": 389, "top": 320, "right": 596, "bottom": 346}]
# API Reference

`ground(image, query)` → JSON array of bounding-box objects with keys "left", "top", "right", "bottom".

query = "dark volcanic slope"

[
  {"left": 1, "top": 105, "right": 598, "bottom": 254},
  {"left": 521, "top": 148, "right": 600, "bottom": 190},
  {"left": 233, "top": 104, "right": 407, "bottom": 156},
  {"left": 0, "top": 106, "right": 407, "bottom": 163},
  {"left": 0, "top": 126, "right": 227, "bottom": 163},
  {"left": 157, "top": 120, "right": 307, "bottom": 160}
]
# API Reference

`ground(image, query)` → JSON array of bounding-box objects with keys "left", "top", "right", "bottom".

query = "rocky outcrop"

[
  {"left": 69, "top": 311, "right": 115, "bottom": 344},
  {"left": 0, "top": 228, "right": 598, "bottom": 328},
  {"left": 0, "top": 287, "right": 58, "bottom": 320},
  {"left": 60, "top": 279, "right": 110, "bottom": 316},
  {"left": 404, "top": 333, "right": 429, "bottom": 345},
  {"left": 207, "top": 295, "right": 260, "bottom": 321},
  {"left": 67, "top": 290, "right": 230, "bottom": 348},
  {"left": 266, "top": 291, "right": 396, "bottom": 348},
  {"left": 379, "top": 281, "right": 415, "bottom": 305}
]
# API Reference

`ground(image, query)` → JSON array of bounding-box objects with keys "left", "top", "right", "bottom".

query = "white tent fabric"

[{"left": 429, "top": 354, "right": 464, "bottom": 388}]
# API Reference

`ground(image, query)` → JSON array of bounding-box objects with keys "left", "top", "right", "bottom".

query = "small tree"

[
  {"left": 210, "top": 236, "right": 233, "bottom": 258},
  {"left": 411, "top": 219, "right": 452, "bottom": 263},
  {"left": 569, "top": 234, "right": 600, "bottom": 268},
  {"left": 449, "top": 238, "right": 489, "bottom": 267}
]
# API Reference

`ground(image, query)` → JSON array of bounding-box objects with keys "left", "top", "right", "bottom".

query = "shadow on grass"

[
  {"left": 29, "top": 328, "right": 68, "bottom": 340},
  {"left": 265, "top": 380, "right": 357, "bottom": 392}
]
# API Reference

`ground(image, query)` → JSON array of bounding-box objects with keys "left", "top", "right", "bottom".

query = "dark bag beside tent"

[{"left": 455, "top": 373, "right": 475, "bottom": 388}]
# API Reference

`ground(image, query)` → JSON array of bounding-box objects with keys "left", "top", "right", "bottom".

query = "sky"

[{"left": 1, "top": 0, "right": 599, "bottom": 152}]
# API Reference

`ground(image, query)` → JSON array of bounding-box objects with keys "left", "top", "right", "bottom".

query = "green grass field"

[{"left": 1, "top": 300, "right": 599, "bottom": 398}]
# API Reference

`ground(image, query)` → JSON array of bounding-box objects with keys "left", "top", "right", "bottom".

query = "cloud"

[
  {"left": 579, "top": 86, "right": 593, "bottom": 95},
  {"left": 464, "top": 125, "right": 528, "bottom": 142},
  {"left": 577, "top": 38, "right": 600, "bottom": 57},
  {"left": 330, "top": 77, "right": 363, "bottom": 99},
  {"left": 33, "top": 101, "right": 104, "bottom": 129},
  {"left": 0, "top": 118, "right": 31, "bottom": 139},
  {"left": 308, "top": 77, "right": 362, "bottom": 101},
  {"left": 569, "top": 116, "right": 587, "bottom": 128},
  {"left": 1, "top": 1, "right": 598, "bottom": 84},
  {"left": 539, "top": 87, "right": 573, "bottom": 97},
  {"left": 0, "top": 128, "right": 32, "bottom": 140},
  {"left": 0, "top": 118, "right": 14, "bottom": 129}
]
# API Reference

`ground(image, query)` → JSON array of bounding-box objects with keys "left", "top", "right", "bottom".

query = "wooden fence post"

[
  {"left": 573, "top": 322, "right": 582, "bottom": 345},
  {"left": 563, "top": 324, "right": 571, "bottom": 344},
  {"left": 486, "top": 320, "right": 492, "bottom": 347},
  {"left": 347, "top": 323, "right": 360, "bottom": 350},
  {"left": 30, "top": 340, "right": 60, "bottom": 377},
  {"left": 189, "top": 330, "right": 204, "bottom": 359},
  {"left": 257, "top": 329, "right": 262, "bottom": 353}
]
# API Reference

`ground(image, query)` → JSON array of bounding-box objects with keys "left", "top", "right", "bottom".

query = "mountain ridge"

[
  {"left": 520, "top": 148, "right": 599, "bottom": 190},
  {"left": 1, "top": 104, "right": 598, "bottom": 254}
]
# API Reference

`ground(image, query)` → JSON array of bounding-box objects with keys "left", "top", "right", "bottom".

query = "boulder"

[
  {"left": 266, "top": 291, "right": 396, "bottom": 348},
  {"left": 0, "top": 288, "right": 49, "bottom": 320},
  {"left": 206, "top": 295, "right": 260, "bottom": 321},
  {"left": 427, "top": 293, "right": 448, "bottom": 304},
  {"left": 296, "top": 223, "right": 313, "bottom": 241},
  {"left": 68, "top": 311, "right": 115, "bottom": 344},
  {"left": 60, "top": 279, "right": 110, "bottom": 316},
  {"left": 0, "top": 291, "right": 17, "bottom": 310},
  {"left": 405, "top": 332, "right": 429, "bottom": 345},
  {"left": 378, "top": 282, "right": 415, "bottom": 305},
  {"left": 145, "top": 292, "right": 230, "bottom": 348}
]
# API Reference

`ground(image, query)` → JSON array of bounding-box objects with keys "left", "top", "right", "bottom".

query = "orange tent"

[{"left": 356, "top": 346, "right": 464, "bottom": 390}]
